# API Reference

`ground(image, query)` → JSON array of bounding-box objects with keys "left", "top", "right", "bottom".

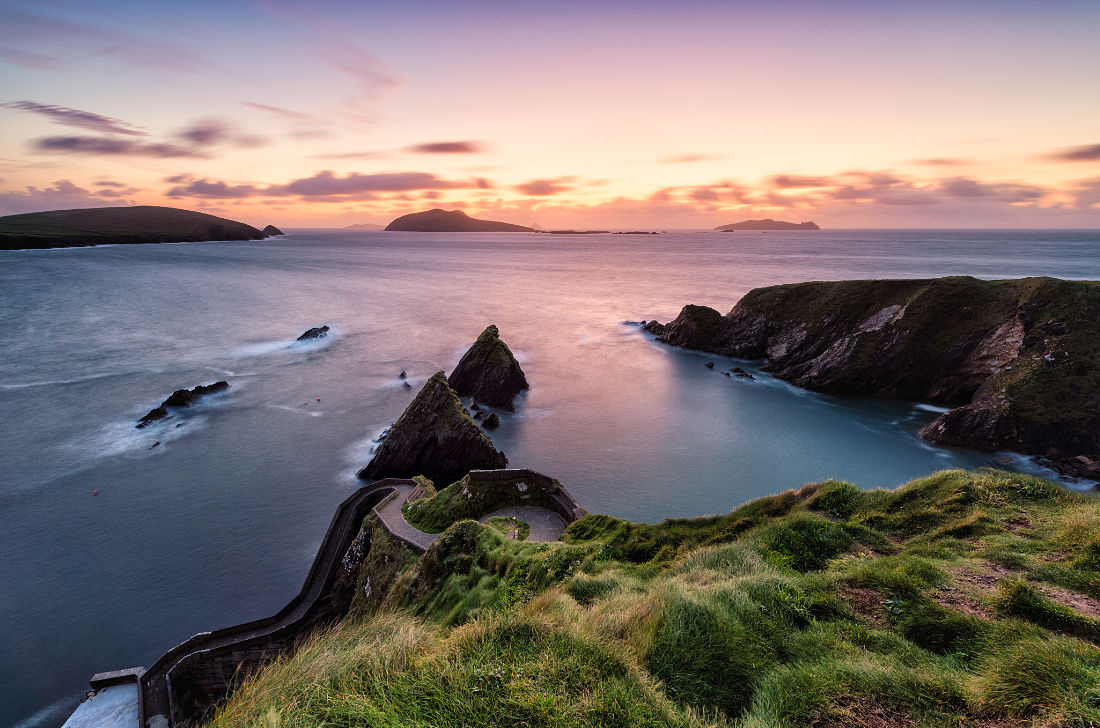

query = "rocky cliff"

[
  {"left": 384, "top": 209, "right": 534, "bottom": 232},
  {"left": 644, "top": 277, "right": 1100, "bottom": 476},
  {"left": 357, "top": 372, "right": 507, "bottom": 483},
  {"left": 449, "top": 325, "right": 529, "bottom": 410}
]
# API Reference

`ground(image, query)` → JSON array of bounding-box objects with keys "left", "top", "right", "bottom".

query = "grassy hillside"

[
  {"left": 208, "top": 469, "right": 1100, "bottom": 727},
  {"left": 0, "top": 205, "right": 267, "bottom": 249}
]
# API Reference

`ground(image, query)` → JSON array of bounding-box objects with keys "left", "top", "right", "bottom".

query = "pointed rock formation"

[
  {"left": 357, "top": 371, "right": 506, "bottom": 483},
  {"left": 449, "top": 325, "right": 529, "bottom": 411}
]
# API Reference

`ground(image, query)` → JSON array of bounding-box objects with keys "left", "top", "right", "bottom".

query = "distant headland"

[
  {"left": 715, "top": 219, "right": 821, "bottom": 231},
  {"left": 384, "top": 209, "right": 535, "bottom": 232},
  {"left": 0, "top": 206, "right": 272, "bottom": 250},
  {"left": 344, "top": 222, "right": 385, "bottom": 230}
]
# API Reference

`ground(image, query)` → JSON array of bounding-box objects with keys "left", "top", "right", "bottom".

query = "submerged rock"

[
  {"left": 137, "top": 381, "right": 229, "bottom": 427},
  {"left": 297, "top": 325, "right": 330, "bottom": 341},
  {"left": 449, "top": 325, "right": 529, "bottom": 411},
  {"left": 357, "top": 371, "right": 507, "bottom": 483}
]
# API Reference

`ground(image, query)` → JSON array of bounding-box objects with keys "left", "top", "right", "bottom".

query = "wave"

[
  {"left": 913, "top": 403, "right": 952, "bottom": 414},
  {"left": 0, "top": 369, "right": 148, "bottom": 391}
]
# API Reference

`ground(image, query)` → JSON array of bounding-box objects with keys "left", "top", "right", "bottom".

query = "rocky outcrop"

[
  {"left": 384, "top": 209, "right": 534, "bottom": 232},
  {"left": 262, "top": 225, "right": 285, "bottom": 236},
  {"left": 714, "top": 219, "right": 820, "bottom": 231},
  {"left": 297, "top": 325, "right": 330, "bottom": 341},
  {"left": 357, "top": 372, "right": 507, "bottom": 483},
  {"left": 449, "top": 325, "right": 529, "bottom": 411},
  {"left": 645, "top": 277, "right": 1100, "bottom": 467},
  {"left": 137, "top": 381, "right": 229, "bottom": 427}
]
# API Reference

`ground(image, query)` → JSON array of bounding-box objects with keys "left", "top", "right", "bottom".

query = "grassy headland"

[
  {"left": 0, "top": 205, "right": 268, "bottom": 249},
  {"left": 209, "top": 469, "right": 1100, "bottom": 727}
]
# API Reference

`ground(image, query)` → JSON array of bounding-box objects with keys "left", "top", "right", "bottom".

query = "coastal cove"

[{"left": 2, "top": 229, "right": 1099, "bottom": 728}]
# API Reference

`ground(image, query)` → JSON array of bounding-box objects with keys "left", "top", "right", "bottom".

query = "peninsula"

[
  {"left": 0, "top": 206, "right": 271, "bottom": 250},
  {"left": 715, "top": 219, "right": 820, "bottom": 231},
  {"left": 384, "top": 208, "right": 535, "bottom": 232},
  {"left": 643, "top": 276, "right": 1100, "bottom": 479}
]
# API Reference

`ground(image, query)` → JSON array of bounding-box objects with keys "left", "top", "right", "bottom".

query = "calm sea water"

[{"left": 2, "top": 228, "right": 1098, "bottom": 727}]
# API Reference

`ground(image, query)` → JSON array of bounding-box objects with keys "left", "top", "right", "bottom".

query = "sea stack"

[
  {"left": 449, "top": 325, "right": 529, "bottom": 411},
  {"left": 262, "top": 225, "right": 285, "bottom": 236},
  {"left": 357, "top": 371, "right": 507, "bottom": 483}
]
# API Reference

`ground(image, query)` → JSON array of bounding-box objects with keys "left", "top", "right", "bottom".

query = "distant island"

[
  {"left": 344, "top": 222, "right": 385, "bottom": 230},
  {"left": 384, "top": 209, "right": 535, "bottom": 232},
  {"left": 715, "top": 219, "right": 821, "bottom": 231},
  {"left": 0, "top": 206, "right": 272, "bottom": 250}
]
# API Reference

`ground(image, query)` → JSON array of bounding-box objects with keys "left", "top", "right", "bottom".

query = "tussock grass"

[{"left": 210, "top": 469, "right": 1100, "bottom": 727}]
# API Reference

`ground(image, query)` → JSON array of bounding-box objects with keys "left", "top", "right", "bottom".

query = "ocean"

[{"left": 2, "top": 228, "right": 1098, "bottom": 727}]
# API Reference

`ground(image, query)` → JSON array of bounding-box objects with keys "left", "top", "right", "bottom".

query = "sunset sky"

[{"left": 1, "top": 0, "right": 1098, "bottom": 228}]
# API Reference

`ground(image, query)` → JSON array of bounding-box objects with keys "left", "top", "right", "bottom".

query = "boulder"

[
  {"left": 357, "top": 372, "right": 507, "bottom": 483},
  {"left": 137, "top": 381, "right": 229, "bottom": 427},
  {"left": 482, "top": 412, "right": 501, "bottom": 430},
  {"left": 449, "top": 325, "right": 529, "bottom": 411},
  {"left": 296, "top": 325, "right": 330, "bottom": 341}
]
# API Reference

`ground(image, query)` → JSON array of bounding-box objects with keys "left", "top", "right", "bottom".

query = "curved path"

[
  {"left": 138, "top": 478, "right": 417, "bottom": 728},
  {"left": 131, "top": 469, "right": 582, "bottom": 727}
]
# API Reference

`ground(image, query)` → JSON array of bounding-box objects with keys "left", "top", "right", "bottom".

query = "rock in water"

[
  {"left": 297, "top": 325, "right": 330, "bottom": 341},
  {"left": 357, "top": 371, "right": 507, "bottom": 483},
  {"left": 482, "top": 412, "right": 501, "bottom": 430},
  {"left": 137, "top": 381, "right": 229, "bottom": 427},
  {"left": 449, "top": 325, "right": 529, "bottom": 411},
  {"left": 262, "top": 225, "right": 285, "bottom": 236}
]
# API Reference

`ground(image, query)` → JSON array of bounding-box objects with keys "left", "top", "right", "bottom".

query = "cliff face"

[
  {"left": 357, "top": 372, "right": 507, "bottom": 483},
  {"left": 449, "top": 325, "right": 529, "bottom": 410},
  {"left": 645, "top": 277, "right": 1100, "bottom": 472},
  {"left": 384, "top": 209, "right": 534, "bottom": 232}
]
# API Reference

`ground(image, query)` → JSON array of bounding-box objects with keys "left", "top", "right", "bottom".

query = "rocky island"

[
  {"left": 715, "top": 219, "right": 821, "bottom": 231},
  {"left": 384, "top": 208, "right": 535, "bottom": 232},
  {"left": 0, "top": 206, "right": 273, "bottom": 250},
  {"left": 644, "top": 276, "right": 1100, "bottom": 478},
  {"left": 357, "top": 372, "right": 507, "bottom": 483},
  {"left": 449, "top": 325, "right": 529, "bottom": 410}
]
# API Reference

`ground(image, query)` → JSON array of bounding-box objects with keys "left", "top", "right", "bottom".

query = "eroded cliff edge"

[{"left": 644, "top": 276, "right": 1100, "bottom": 477}]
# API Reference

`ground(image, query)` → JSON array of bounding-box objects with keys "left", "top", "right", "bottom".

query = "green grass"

[
  {"left": 209, "top": 469, "right": 1100, "bottom": 727},
  {"left": 403, "top": 472, "right": 563, "bottom": 534}
]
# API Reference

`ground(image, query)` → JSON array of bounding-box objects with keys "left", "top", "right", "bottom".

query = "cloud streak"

[
  {"left": 1046, "top": 143, "right": 1100, "bottom": 162},
  {"left": 407, "top": 141, "right": 485, "bottom": 154},
  {"left": 2, "top": 101, "right": 145, "bottom": 135},
  {"left": 167, "top": 170, "right": 489, "bottom": 200}
]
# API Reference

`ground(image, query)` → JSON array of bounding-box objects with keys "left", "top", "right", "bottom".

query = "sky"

[{"left": 1, "top": 0, "right": 1098, "bottom": 228}]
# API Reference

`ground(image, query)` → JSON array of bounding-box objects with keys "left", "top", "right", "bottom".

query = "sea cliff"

[{"left": 644, "top": 276, "right": 1100, "bottom": 478}]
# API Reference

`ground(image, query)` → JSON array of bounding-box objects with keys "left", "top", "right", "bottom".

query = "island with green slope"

[
  {"left": 384, "top": 208, "right": 535, "bottom": 232},
  {"left": 0, "top": 205, "right": 272, "bottom": 250},
  {"left": 716, "top": 219, "right": 821, "bottom": 230}
]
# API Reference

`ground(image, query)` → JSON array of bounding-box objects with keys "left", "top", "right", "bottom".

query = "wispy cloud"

[
  {"left": 1, "top": 101, "right": 145, "bottom": 135},
  {"left": 33, "top": 136, "right": 202, "bottom": 158},
  {"left": 1046, "top": 143, "right": 1100, "bottom": 162},
  {"left": 407, "top": 141, "right": 485, "bottom": 154},
  {"left": 0, "top": 179, "right": 133, "bottom": 215},
  {"left": 515, "top": 178, "right": 573, "bottom": 196},
  {"left": 166, "top": 170, "right": 488, "bottom": 200}
]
